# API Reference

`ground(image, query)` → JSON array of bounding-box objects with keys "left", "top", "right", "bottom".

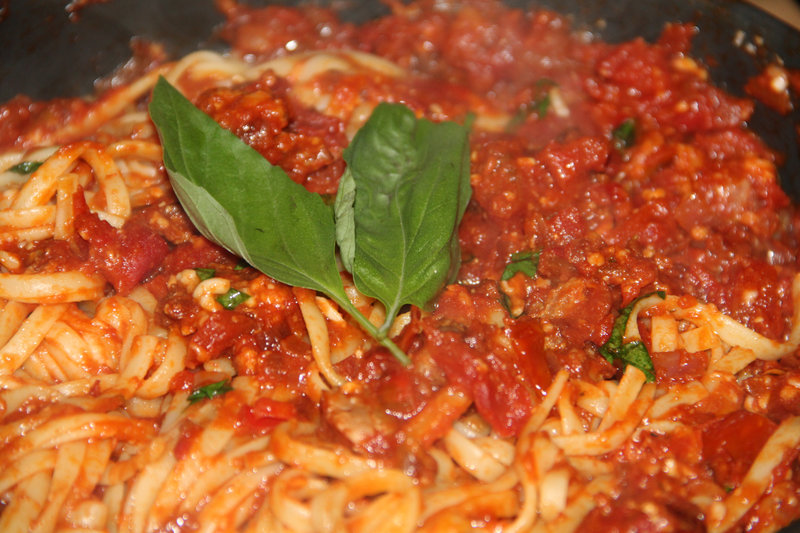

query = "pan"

[{"left": 0, "top": 1, "right": 799, "bottom": 531}]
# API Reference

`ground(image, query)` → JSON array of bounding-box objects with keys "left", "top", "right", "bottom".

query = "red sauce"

[
  {"left": 73, "top": 190, "right": 169, "bottom": 294},
  {"left": 216, "top": 1, "right": 356, "bottom": 60},
  {"left": 703, "top": 410, "right": 777, "bottom": 488},
  {"left": 195, "top": 75, "right": 348, "bottom": 194},
  {"left": 652, "top": 349, "right": 709, "bottom": 386},
  {"left": 0, "top": 95, "right": 92, "bottom": 151},
  {"left": 237, "top": 397, "right": 297, "bottom": 436},
  {"left": 173, "top": 420, "right": 203, "bottom": 461},
  {"left": 188, "top": 309, "right": 258, "bottom": 364},
  {"left": 747, "top": 64, "right": 793, "bottom": 115}
]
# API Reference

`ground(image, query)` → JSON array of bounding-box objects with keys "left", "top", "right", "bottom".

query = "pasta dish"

[{"left": 1, "top": 0, "right": 799, "bottom": 531}]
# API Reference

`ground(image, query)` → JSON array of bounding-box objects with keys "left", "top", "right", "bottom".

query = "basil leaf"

[
  {"left": 217, "top": 288, "right": 250, "bottom": 310},
  {"left": 617, "top": 342, "right": 654, "bottom": 380},
  {"left": 599, "top": 290, "right": 665, "bottom": 382},
  {"left": 8, "top": 161, "right": 43, "bottom": 174},
  {"left": 338, "top": 103, "right": 471, "bottom": 334},
  {"left": 333, "top": 167, "right": 356, "bottom": 273},
  {"left": 149, "top": 77, "right": 346, "bottom": 302},
  {"left": 188, "top": 379, "right": 232, "bottom": 404},
  {"left": 612, "top": 118, "right": 636, "bottom": 150},
  {"left": 501, "top": 250, "right": 541, "bottom": 281},
  {"left": 195, "top": 268, "right": 216, "bottom": 281}
]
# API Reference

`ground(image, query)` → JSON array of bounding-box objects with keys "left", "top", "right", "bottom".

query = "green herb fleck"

[
  {"left": 216, "top": 288, "right": 250, "bottom": 310},
  {"left": 9, "top": 161, "right": 43, "bottom": 174},
  {"left": 507, "top": 96, "right": 550, "bottom": 130},
  {"left": 188, "top": 379, "right": 233, "bottom": 403},
  {"left": 535, "top": 93, "right": 551, "bottom": 118},
  {"left": 612, "top": 118, "right": 636, "bottom": 151},
  {"left": 501, "top": 250, "right": 541, "bottom": 281},
  {"left": 598, "top": 290, "right": 666, "bottom": 382},
  {"left": 506, "top": 80, "right": 557, "bottom": 130},
  {"left": 498, "top": 250, "right": 540, "bottom": 318},
  {"left": 195, "top": 268, "right": 216, "bottom": 281}
]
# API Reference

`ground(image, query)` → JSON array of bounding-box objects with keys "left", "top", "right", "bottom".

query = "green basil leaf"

[
  {"left": 339, "top": 103, "right": 471, "bottom": 333},
  {"left": 501, "top": 250, "right": 541, "bottom": 281},
  {"left": 217, "top": 288, "right": 250, "bottom": 310},
  {"left": 149, "top": 77, "right": 346, "bottom": 302},
  {"left": 195, "top": 268, "right": 216, "bottom": 281},
  {"left": 599, "top": 290, "right": 665, "bottom": 382},
  {"left": 612, "top": 118, "right": 636, "bottom": 150},
  {"left": 333, "top": 167, "right": 356, "bottom": 273},
  {"left": 617, "top": 341, "right": 655, "bottom": 381},
  {"left": 8, "top": 161, "right": 43, "bottom": 174},
  {"left": 599, "top": 302, "right": 636, "bottom": 362},
  {"left": 188, "top": 379, "right": 233, "bottom": 404}
]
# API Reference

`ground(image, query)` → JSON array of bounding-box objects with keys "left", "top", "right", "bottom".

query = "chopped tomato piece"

[{"left": 73, "top": 192, "right": 169, "bottom": 294}]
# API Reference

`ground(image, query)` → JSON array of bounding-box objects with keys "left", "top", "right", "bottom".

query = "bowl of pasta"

[{"left": 0, "top": 1, "right": 800, "bottom": 532}]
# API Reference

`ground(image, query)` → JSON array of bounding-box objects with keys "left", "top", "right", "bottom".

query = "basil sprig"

[
  {"left": 599, "top": 291, "right": 665, "bottom": 382},
  {"left": 149, "top": 77, "right": 471, "bottom": 365}
]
